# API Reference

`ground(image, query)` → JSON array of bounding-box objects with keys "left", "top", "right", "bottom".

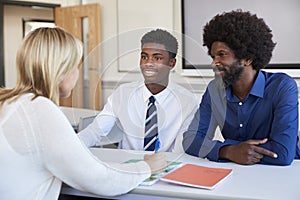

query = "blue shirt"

[{"left": 183, "top": 70, "right": 300, "bottom": 165}]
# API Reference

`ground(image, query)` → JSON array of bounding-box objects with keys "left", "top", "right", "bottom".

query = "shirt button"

[
  {"left": 239, "top": 102, "right": 243, "bottom": 106},
  {"left": 239, "top": 124, "right": 243, "bottom": 128}
]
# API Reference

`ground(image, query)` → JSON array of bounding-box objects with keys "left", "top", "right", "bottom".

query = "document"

[
  {"left": 124, "top": 159, "right": 182, "bottom": 186},
  {"left": 160, "top": 164, "right": 232, "bottom": 189}
]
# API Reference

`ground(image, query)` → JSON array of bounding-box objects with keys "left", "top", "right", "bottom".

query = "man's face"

[
  {"left": 210, "top": 41, "right": 244, "bottom": 87},
  {"left": 140, "top": 43, "right": 175, "bottom": 87}
]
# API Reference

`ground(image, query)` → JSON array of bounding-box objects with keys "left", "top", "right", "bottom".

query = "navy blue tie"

[{"left": 144, "top": 96, "right": 158, "bottom": 151}]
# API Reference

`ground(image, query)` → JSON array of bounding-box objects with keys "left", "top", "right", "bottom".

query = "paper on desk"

[{"left": 124, "top": 159, "right": 183, "bottom": 186}]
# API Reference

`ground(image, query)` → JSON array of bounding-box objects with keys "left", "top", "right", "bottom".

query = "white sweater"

[{"left": 0, "top": 93, "right": 150, "bottom": 200}]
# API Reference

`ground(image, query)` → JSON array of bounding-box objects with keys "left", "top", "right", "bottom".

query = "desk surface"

[{"left": 61, "top": 148, "right": 300, "bottom": 200}]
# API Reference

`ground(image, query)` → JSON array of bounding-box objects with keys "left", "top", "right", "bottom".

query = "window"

[{"left": 23, "top": 19, "right": 55, "bottom": 37}]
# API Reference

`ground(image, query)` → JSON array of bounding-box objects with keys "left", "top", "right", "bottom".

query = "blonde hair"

[{"left": 0, "top": 27, "right": 83, "bottom": 105}]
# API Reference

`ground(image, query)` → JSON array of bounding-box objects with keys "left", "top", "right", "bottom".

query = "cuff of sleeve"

[{"left": 207, "top": 139, "right": 240, "bottom": 162}]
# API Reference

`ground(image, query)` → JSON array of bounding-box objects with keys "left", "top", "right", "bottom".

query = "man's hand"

[{"left": 219, "top": 138, "right": 278, "bottom": 165}]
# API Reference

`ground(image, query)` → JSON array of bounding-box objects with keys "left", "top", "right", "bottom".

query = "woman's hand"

[{"left": 144, "top": 152, "right": 167, "bottom": 174}]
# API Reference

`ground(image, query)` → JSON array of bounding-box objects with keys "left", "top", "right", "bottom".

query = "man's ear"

[
  {"left": 243, "top": 59, "right": 253, "bottom": 66},
  {"left": 169, "top": 58, "right": 176, "bottom": 69}
]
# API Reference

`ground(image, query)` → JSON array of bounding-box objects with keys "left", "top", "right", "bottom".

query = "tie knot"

[{"left": 149, "top": 96, "right": 155, "bottom": 103}]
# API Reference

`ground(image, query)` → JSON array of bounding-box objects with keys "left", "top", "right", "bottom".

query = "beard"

[{"left": 214, "top": 60, "right": 244, "bottom": 88}]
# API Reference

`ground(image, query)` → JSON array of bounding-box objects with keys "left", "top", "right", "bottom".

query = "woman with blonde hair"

[{"left": 0, "top": 27, "right": 166, "bottom": 200}]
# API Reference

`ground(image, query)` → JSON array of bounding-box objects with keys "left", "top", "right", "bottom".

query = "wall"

[
  {"left": 4, "top": 0, "right": 300, "bottom": 106},
  {"left": 84, "top": 0, "right": 300, "bottom": 105},
  {"left": 4, "top": 5, "right": 53, "bottom": 87},
  {"left": 3, "top": 0, "right": 80, "bottom": 88},
  {"left": 85, "top": 0, "right": 208, "bottom": 104}
]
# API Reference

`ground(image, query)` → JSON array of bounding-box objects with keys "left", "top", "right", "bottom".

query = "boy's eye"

[
  {"left": 141, "top": 55, "right": 148, "bottom": 60},
  {"left": 218, "top": 52, "right": 226, "bottom": 57},
  {"left": 154, "top": 56, "right": 162, "bottom": 61}
]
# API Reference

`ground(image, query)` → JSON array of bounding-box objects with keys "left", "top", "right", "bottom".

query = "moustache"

[{"left": 213, "top": 66, "right": 226, "bottom": 72}]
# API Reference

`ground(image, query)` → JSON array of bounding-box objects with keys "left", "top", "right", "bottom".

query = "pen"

[{"left": 154, "top": 138, "right": 160, "bottom": 153}]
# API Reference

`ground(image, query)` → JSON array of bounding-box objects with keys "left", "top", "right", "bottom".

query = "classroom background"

[{"left": 1, "top": 0, "right": 299, "bottom": 111}]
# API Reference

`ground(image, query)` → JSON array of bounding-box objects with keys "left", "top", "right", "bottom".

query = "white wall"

[
  {"left": 5, "top": 0, "right": 206, "bottom": 103},
  {"left": 85, "top": 0, "right": 208, "bottom": 103},
  {"left": 4, "top": 0, "right": 300, "bottom": 106},
  {"left": 4, "top": 5, "right": 53, "bottom": 87},
  {"left": 85, "top": 0, "right": 182, "bottom": 79},
  {"left": 3, "top": 0, "right": 80, "bottom": 88},
  {"left": 87, "top": 0, "right": 300, "bottom": 105}
]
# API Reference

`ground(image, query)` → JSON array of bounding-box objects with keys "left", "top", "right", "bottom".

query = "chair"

[{"left": 78, "top": 115, "right": 122, "bottom": 148}]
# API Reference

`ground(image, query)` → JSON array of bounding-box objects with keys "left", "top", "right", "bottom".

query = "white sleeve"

[
  {"left": 78, "top": 95, "right": 116, "bottom": 147},
  {"left": 173, "top": 93, "right": 200, "bottom": 153},
  {"left": 34, "top": 99, "right": 150, "bottom": 196}
]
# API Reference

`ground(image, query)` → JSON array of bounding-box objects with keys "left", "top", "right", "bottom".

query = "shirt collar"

[
  {"left": 142, "top": 84, "right": 171, "bottom": 105},
  {"left": 249, "top": 70, "right": 265, "bottom": 98}
]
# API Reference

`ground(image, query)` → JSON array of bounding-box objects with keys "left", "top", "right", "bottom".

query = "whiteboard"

[{"left": 182, "top": 0, "right": 300, "bottom": 69}]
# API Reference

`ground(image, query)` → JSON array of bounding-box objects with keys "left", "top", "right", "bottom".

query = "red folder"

[{"left": 161, "top": 164, "right": 232, "bottom": 189}]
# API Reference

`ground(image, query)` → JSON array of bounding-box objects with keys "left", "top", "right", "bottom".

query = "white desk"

[{"left": 61, "top": 148, "right": 300, "bottom": 200}]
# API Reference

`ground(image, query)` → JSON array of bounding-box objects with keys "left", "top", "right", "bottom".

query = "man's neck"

[
  {"left": 232, "top": 69, "right": 258, "bottom": 100},
  {"left": 145, "top": 83, "right": 167, "bottom": 95}
]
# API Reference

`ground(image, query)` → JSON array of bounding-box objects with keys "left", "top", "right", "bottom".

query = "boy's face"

[{"left": 140, "top": 43, "right": 176, "bottom": 86}]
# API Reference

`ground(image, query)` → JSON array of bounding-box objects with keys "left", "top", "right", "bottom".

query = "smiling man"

[
  {"left": 78, "top": 29, "right": 198, "bottom": 152},
  {"left": 183, "top": 10, "right": 300, "bottom": 166}
]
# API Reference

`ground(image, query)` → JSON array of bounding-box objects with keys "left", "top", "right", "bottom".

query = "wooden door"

[{"left": 55, "top": 4, "right": 102, "bottom": 110}]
